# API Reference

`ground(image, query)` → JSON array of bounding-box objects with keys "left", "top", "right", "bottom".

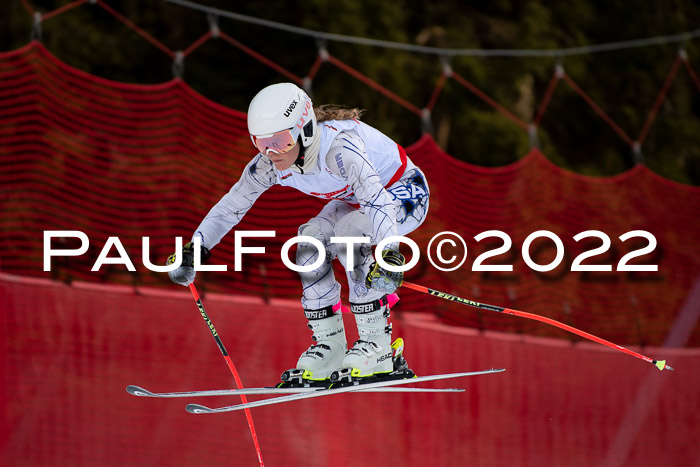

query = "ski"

[
  {"left": 126, "top": 384, "right": 464, "bottom": 398},
  {"left": 186, "top": 368, "right": 505, "bottom": 413}
]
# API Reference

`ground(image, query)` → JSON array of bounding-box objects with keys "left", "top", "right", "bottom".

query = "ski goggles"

[{"left": 250, "top": 127, "right": 299, "bottom": 156}]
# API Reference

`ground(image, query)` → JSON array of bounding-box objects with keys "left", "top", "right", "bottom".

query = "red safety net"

[
  {"left": 1, "top": 42, "right": 699, "bottom": 349},
  {"left": 1, "top": 273, "right": 699, "bottom": 466}
]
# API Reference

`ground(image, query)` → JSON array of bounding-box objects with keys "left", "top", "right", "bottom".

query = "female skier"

[{"left": 168, "top": 82, "right": 429, "bottom": 384}]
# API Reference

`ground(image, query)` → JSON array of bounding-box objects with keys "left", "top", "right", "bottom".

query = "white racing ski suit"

[{"left": 194, "top": 119, "right": 430, "bottom": 378}]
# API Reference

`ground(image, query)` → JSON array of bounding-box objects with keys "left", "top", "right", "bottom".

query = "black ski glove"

[
  {"left": 167, "top": 241, "right": 211, "bottom": 286},
  {"left": 365, "top": 249, "right": 405, "bottom": 294}
]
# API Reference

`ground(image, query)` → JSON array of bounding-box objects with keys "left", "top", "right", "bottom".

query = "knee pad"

[{"left": 333, "top": 210, "right": 372, "bottom": 239}]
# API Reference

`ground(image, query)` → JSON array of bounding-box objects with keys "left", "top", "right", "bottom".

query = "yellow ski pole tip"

[{"left": 654, "top": 360, "right": 669, "bottom": 371}]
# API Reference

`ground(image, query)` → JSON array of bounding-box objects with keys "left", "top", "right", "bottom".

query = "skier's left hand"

[{"left": 366, "top": 249, "right": 405, "bottom": 294}]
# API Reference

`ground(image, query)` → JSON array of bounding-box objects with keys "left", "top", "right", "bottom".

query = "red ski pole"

[
  {"left": 188, "top": 283, "right": 265, "bottom": 466},
  {"left": 402, "top": 281, "right": 673, "bottom": 371}
]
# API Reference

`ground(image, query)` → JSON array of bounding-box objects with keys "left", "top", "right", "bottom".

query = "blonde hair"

[{"left": 314, "top": 104, "right": 365, "bottom": 122}]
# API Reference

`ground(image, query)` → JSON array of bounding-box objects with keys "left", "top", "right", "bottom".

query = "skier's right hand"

[{"left": 167, "top": 241, "right": 210, "bottom": 286}]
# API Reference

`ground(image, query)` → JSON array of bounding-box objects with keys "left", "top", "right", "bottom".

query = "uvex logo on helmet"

[
  {"left": 295, "top": 100, "right": 312, "bottom": 129},
  {"left": 283, "top": 100, "right": 297, "bottom": 117}
]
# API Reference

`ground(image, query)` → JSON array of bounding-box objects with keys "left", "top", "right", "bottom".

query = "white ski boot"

[
  {"left": 340, "top": 296, "right": 395, "bottom": 378},
  {"left": 281, "top": 305, "right": 347, "bottom": 385}
]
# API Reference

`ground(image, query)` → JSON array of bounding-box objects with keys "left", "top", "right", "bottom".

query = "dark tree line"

[{"left": 2, "top": 0, "right": 699, "bottom": 184}]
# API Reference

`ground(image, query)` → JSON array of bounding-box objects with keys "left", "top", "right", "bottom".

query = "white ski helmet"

[{"left": 247, "top": 83, "right": 317, "bottom": 157}]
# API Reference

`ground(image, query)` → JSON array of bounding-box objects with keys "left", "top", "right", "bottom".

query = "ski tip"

[
  {"left": 126, "top": 385, "right": 153, "bottom": 397},
  {"left": 186, "top": 403, "right": 215, "bottom": 414},
  {"left": 653, "top": 360, "right": 673, "bottom": 371}
]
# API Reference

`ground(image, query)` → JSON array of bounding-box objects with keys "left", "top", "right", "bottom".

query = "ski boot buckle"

[
  {"left": 329, "top": 368, "right": 357, "bottom": 384},
  {"left": 280, "top": 368, "right": 305, "bottom": 385}
]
